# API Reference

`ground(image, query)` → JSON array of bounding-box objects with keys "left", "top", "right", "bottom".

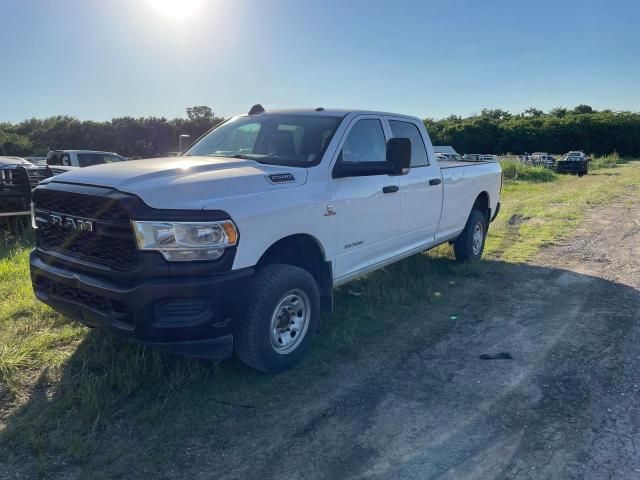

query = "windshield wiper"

[{"left": 184, "top": 153, "right": 252, "bottom": 159}]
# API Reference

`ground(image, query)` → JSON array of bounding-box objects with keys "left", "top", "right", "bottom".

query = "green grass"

[
  {"left": 1, "top": 161, "right": 640, "bottom": 477},
  {"left": 486, "top": 160, "right": 640, "bottom": 261}
]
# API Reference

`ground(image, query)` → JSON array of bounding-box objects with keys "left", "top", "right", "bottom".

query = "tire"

[
  {"left": 453, "top": 209, "right": 487, "bottom": 263},
  {"left": 235, "top": 264, "right": 320, "bottom": 373}
]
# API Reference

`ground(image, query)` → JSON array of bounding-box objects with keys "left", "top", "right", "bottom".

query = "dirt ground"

[{"left": 164, "top": 194, "right": 640, "bottom": 480}]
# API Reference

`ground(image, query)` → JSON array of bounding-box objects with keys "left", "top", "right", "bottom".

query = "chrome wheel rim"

[
  {"left": 472, "top": 222, "right": 484, "bottom": 256},
  {"left": 270, "top": 289, "right": 310, "bottom": 355}
]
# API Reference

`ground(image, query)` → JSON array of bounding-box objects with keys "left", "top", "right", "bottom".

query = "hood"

[
  {"left": 0, "top": 157, "right": 33, "bottom": 167},
  {"left": 48, "top": 156, "right": 308, "bottom": 209}
]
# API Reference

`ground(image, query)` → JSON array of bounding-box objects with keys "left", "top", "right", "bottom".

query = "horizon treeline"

[
  {"left": 0, "top": 106, "right": 223, "bottom": 158},
  {"left": 1, "top": 105, "right": 639, "bottom": 158},
  {"left": 425, "top": 105, "right": 640, "bottom": 156}
]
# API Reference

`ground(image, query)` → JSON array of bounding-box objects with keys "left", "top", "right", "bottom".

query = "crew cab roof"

[{"left": 240, "top": 108, "right": 422, "bottom": 122}]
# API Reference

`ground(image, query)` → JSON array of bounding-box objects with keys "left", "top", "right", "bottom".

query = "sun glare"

[{"left": 147, "top": 0, "right": 204, "bottom": 19}]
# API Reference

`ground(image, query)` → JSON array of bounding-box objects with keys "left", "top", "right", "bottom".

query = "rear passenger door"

[{"left": 387, "top": 118, "right": 443, "bottom": 252}]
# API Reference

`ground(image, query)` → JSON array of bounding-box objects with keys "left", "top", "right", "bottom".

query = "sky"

[{"left": 1, "top": 0, "right": 639, "bottom": 122}]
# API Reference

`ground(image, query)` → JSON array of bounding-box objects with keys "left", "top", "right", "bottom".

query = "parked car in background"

[
  {"left": 47, "top": 150, "right": 128, "bottom": 175},
  {"left": 435, "top": 152, "right": 464, "bottom": 162},
  {"left": 481, "top": 155, "right": 499, "bottom": 162},
  {"left": 462, "top": 154, "right": 485, "bottom": 162},
  {"left": 530, "top": 152, "right": 557, "bottom": 169},
  {"left": 25, "top": 156, "right": 48, "bottom": 166},
  {"left": 566, "top": 151, "right": 586, "bottom": 158},
  {"left": 556, "top": 153, "right": 589, "bottom": 176},
  {"left": 434, "top": 145, "right": 462, "bottom": 161},
  {"left": 0, "top": 156, "right": 51, "bottom": 218},
  {"left": 30, "top": 106, "right": 502, "bottom": 373}
]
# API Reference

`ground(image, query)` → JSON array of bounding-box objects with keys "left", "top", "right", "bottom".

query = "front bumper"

[{"left": 30, "top": 250, "right": 254, "bottom": 359}]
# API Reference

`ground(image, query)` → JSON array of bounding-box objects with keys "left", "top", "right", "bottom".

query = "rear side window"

[
  {"left": 77, "top": 153, "right": 123, "bottom": 167},
  {"left": 388, "top": 120, "right": 429, "bottom": 167},
  {"left": 47, "top": 153, "right": 64, "bottom": 166},
  {"left": 340, "top": 119, "right": 387, "bottom": 163}
]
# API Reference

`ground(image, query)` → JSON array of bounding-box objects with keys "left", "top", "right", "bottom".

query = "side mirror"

[
  {"left": 333, "top": 155, "right": 393, "bottom": 178},
  {"left": 387, "top": 138, "right": 411, "bottom": 175}
]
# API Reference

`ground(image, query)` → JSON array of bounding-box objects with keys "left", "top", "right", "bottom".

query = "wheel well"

[
  {"left": 473, "top": 191, "right": 490, "bottom": 223},
  {"left": 257, "top": 234, "right": 333, "bottom": 313}
]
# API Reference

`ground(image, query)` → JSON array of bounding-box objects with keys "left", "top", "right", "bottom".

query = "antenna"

[
  {"left": 315, "top": 107, "right": 325, "bottom": 112},
  {"left": 248, "top": 104, "right": 265, "bottom": 115}
]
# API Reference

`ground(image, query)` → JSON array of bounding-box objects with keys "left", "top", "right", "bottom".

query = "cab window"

[
  {"left": 47, "top": 153, "right": 66, "bottom": 166},
  {"left": 340, "top": 119, "right": 387, "bottom": 163},
  {"left": 77, "top": 153, "right": 105, "bottom": 167},
  {"left": 388, "top": 120, "right": 429, "bottom": 167}
]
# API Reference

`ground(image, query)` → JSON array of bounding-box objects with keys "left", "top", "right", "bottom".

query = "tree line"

[
  {"left": 1, "top": 104, "right": 639, "bottom": 158},
  {"left": 0, "top": 106, "right": 223, "bottom": 158},
  {"left": 424, "top": 105, "right": 640, "bottom": 156}
]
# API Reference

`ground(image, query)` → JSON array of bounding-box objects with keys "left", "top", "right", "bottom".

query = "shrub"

[
  {"left": 499, "top": 158, "right": 556, "bottom": 183},
  {"left": 589, "top": 152, "right": 622, "bottom": 170}
]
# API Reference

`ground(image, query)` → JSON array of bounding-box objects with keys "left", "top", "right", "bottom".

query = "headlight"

[{"left": 132, "top": 220, "right": 238, "bottom": 261}]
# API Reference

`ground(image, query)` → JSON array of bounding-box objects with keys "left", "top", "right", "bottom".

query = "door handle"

[
  {"left": 429, "top": 178, "right": 442, "bottom": 186},
  {"left": 382, "top": 185, "right": 399, "bottom": 194}
]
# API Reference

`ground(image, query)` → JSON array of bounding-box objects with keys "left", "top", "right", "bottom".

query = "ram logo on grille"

[{"left": 50, "top": 214, "right": 94, "bottom": 232}]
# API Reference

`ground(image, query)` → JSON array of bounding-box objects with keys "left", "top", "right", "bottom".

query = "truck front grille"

[
  {"left": 0, "top": 167, "right": 31, "bottom": 214},
  {"left": 25, "top": 166, "right": 52, "bottom": 189},
  {"left": 38, "top": 225, "right": 139, "bottom": 270},
  {"left": 35, "top": 189, "right": 132, "bottom": 222},
  {"left": 0, "top": 167, "right": 29, "bottom": 188},
  {"left": 34, "top": 189, "right": 140, "bottom": 271}
]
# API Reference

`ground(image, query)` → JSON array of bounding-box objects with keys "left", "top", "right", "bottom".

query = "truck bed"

[
  {"left": 439, "top": 159, "right": 492, "bottom": 169},
  {"left": 436, "top": 158, "right": 502, "bottom": 242}
]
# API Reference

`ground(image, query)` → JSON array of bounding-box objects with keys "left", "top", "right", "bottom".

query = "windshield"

[{"left": 185, "top": 114, "right": 342, "bottom": 167}]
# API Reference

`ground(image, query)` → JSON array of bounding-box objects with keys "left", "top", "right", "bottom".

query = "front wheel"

[
  {"left": 454, "top": 209, "right": 487, "bottom": 263},
  {"left": 235, "top": 264, "right": 320, "bottom": 373}
]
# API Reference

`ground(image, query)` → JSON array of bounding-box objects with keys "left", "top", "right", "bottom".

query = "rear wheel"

[
  {"left": 454, "top": 209, "right": 487, "bottom": 263},
  {"left": 235, "top": 264, "right": 320, "bottom": 373}
]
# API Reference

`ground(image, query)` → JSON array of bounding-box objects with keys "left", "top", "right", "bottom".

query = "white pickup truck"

[
  {"left": 46, "top": 150, "right": 127, "bottom": 175},
  {"left": 30, "top": 107, "right": 502, "bottom": 373}
]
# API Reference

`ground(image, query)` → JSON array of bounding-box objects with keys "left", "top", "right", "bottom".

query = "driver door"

[{"left": 331, "top": 116, "right": 402, "bottom": 281}]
